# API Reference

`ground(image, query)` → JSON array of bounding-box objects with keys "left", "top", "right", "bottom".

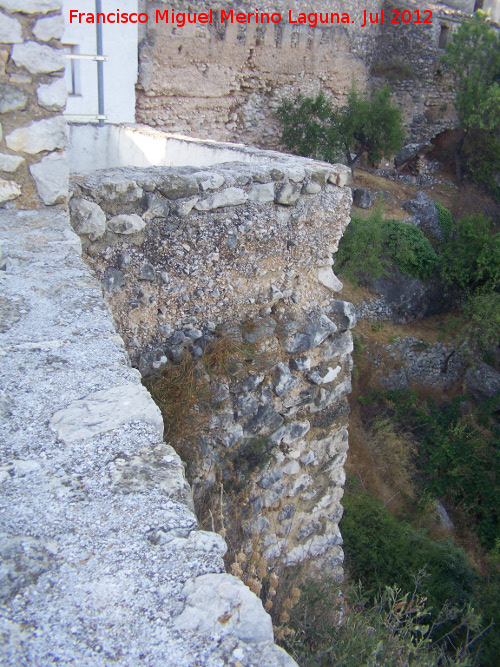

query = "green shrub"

[
  {"left": 385, "top": 220, "right": 439, "bottom": 280},
  {"left": 435, "top": 201, "right": 454, "bottom": 240},
  {"left": 283, "top": 579, "right": 484, "bottom": 667},
  {"left": 377, "top": 390, "right": 500, "bottom": 549},
  {"left": 336, "top": 209, "right": 439, "bottom": 284},
  {"left": 341, "top": 483, "right": 478, "bottom": 615},
  {"left": 336, "top": 209, "right": 389, "bottom": 285},
  {"left": 277, "top": 84, "right": 404, "bottom": 167}
]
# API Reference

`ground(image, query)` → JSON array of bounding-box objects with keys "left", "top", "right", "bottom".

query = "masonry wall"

[
  {"left": 0, "top": 0, "right": 68, "bottom": 210},
  {"left": 136, "top": 0, "right": 464, "bottom": 149},
  {"left": 69, "top": 147, "right": 355, "bottom": 578},
  {"left": 136, "top": 0, "right": 383, "bottom": 148}
]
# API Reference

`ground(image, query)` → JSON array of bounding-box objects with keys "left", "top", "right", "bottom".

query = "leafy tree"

[
  {"left": 442, "top": 10, "right": 500, "bottom": 185},
  {"left": 277, "top": 84, "right": 404, "bottom": 168}
]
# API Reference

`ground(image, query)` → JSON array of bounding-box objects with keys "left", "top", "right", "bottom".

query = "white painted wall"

[
  {"left": 61, "top": 0, "right": 138, "bottom": 123},
  {"left": 68, "top": 124, "right": 302, "bottom": 173}
]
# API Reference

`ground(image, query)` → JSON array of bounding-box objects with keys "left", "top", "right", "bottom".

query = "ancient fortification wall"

[
  {"left": 136, "top": 0, "right": 463, "bottom": 148},
  {"left": 68, "top": 127, "right": 355, "bottom": 579}
]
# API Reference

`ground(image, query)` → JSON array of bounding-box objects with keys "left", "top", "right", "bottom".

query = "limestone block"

[
  {"left": 328, "top": 165, "right": 352, "bottom": 187},
  {"left": 33, "top": 14, "right": 64, "bottom": 41},
  {"left": 192, "top": 171, "right": 225, "bottom": 191},
  {"left": 6, "top": 116, "right": 67, "bottom": 154},
  {"left": 70, "top": 198, "right": 106, "bottom": 240},
  {"left": 304, "top": 181, "right": 322, "bottom": 194},
  {"left": 317, "top": 268, "right": 343, "bottom": 293},
  {"left": 285, "top": 166, "right": 306, "bottom": 182},
  {"left": 0, "top": 177, "right": 20, "bottom": 202},
  {"left": 174, "top": 573, "right": 274, "bottom": 644},
  {"left": 0, "top": 0, "right": 62, "bottom": 14},
  {"left": 308, "top": 365, "right": 341, "bottom": 385},
  {"left": 273, "top": 363, "right": 298, "bottom": 397},
  {"left": 195, "top": 187, "right": 248, "bottom": 210},
  {"left": 108, "top": 213, "right": 145, "bottom": 234},
  {"left": 0, "top": 84, "right": 27, "bottom": 113},
  {"left": 0, "top": 152, "right": 24, "bottom": 172},
  {"left": 36, "top": 77, "right": 67, "bottom": 110},
  {"left": 0, "top": 12, "right": 22, "bottom": 43},
  {"left": 248, "top": 182, "right": 274, "bottom": 203},
  {"left": 49, "top": 383, "right": 164, "bottom": 444},
  {"left": 275, "top": 182, "right": 301, "bottom": 205},
  {"left": 157, "top": 173, "right": 199, "bottom": 200},
  {"left": 29, "top": 152, "right": 68, "bottom": 205},
  {"left": 11, "top": 41, "right": 65, "bottom": 75},
  {"left": 329, "top": 300, "right": 357, "bottom": 331}
]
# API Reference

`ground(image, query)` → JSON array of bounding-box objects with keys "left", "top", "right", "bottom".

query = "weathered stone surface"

[
  {"left": 33, "top": 14, "right": 64, "bottom": 41},
  {"left": 50, "top": 383, "right": 164, "bottom": 443},
  {"left": 102, "top": 267, "right": 125, "bottom": 292},
  {"left": 242, "top": 316, "right": 276, "bottom": 344},
  {"left": 0, "top": 177, "right": 20, "bottom": 202},
  {"left": 259, "top": 469, "right": 283, "bottom": 490},
  {"left": 92, "top": 175, "right": 143, "bottom": 209},
  {"left": 317, "top": 267, "right": 343, "bottom": 292},
  {"left": 108, "top": 213, "right": 145, "bottom": 234},
  {"left": 139, "top": 262, "right": 155, "bottom": 281},
  {"left": 29, "top": 152, "right": 68, "bottom": 205},
  {"left": 236, "top": 394, "right": 258, "bottom": 418},
  {"left": 275, "top": 182, "right": 301, "bottom": 205},
  {"left": 328, "top": 300, "right": 357, "bottom": 331},
  {"left": 69, "top": 198, "right": 106, "bottom": 240},
  {"left": 193, "top": 171, "right": 225, "bottom": 191},
  {"left": 290, "top": 356, "right": 311, "bottom": 371},
  {"left": 0, "top": 83, "right": 27, "bottom": 113},
  {"left": 244, "top": 405, "right": 284, "bottom": 436},
  {"left": 284, "top": 311, "right": 337, "bottom": 354},
  {"left": 157, "top": 173, "right": 199, "bottom": 200},
  {"left": 278, "top": 504, "right": 296, "bottom": 521},
  {"left": 5, "top": 117, "right": 67, "bottom": 154},
  {"left": 402, "top": 191, "right": 442, "bottom": 240},
  {"left": 0, "top": 152, "right": 24, "bottom": 172},
  {"left": 12, "top": 41, "right": 65, "bottom": 75},
  {"left": 0, "top": 12, "right": 22, "bottom": 43},
  {"left": 0, "top": 536, "right": 55, "bottom": 603},
  {"left": 0, "top": 0, "right": 61, "bottom": 12},
  {"left": 248, "top": 182, "right": 274, "bottom": 203},
  {"left": 465, "top": 362, "right": 500, "bottom": 402},
  {"left": 274, "top": 363, "right": 298, "bottom": 397},
  {"left": 36, "top": 77, "right": 67, "bottom": 110},
  {"left": 308, "top": 365, "right": 341, "bottom": 385},
  {"left": 196, "top": 187, "right": 247, "bottom": 210},
  {"left": 143, "top": 193, "right": 169, "bottom": 220},
  {"left": 174, "top": 573, "right": 275, "bottom": 644},
  {"left": 285, "top": 532, "right": 343, "bottom": 565},
  {"left": 328, "top": 165, "right": 352, "bottom": 187},
  {"left": 352, "top": 187, "right": 373, "bottom": 209},
  {"left": 321, "top": 331, "right": 353, "bottom": 361}
]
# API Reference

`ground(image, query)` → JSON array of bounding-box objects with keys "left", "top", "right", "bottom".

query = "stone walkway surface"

[{"left": 0, "top": 208, "right": 296, "bottom": 666}]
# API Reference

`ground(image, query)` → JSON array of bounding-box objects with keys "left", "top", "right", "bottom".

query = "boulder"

[
  {"left": 402, "top": 191, "right": 442, "bottom": 240},
  {"left": 352, "top": 187, "right": 373, "bottom": 209},
  {"left": 465, "top": 361, "right": 500, "bottom": 402}
]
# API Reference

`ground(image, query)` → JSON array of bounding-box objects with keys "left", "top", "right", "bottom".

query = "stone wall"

[
  {"left": 69, "top": 146, "right": 355, "bottom": 579},
  {"left": 136, "top": 0, "right": 382, "bottom": 148},
  {"left": 374, "top": 337, "right": 465, "bottom": 391},
  {"left": 0, "top": 0, "right": 68, "bottom": 210},
  {"left": 136, "top": 0, "right": 465, "bottom": 149}
]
